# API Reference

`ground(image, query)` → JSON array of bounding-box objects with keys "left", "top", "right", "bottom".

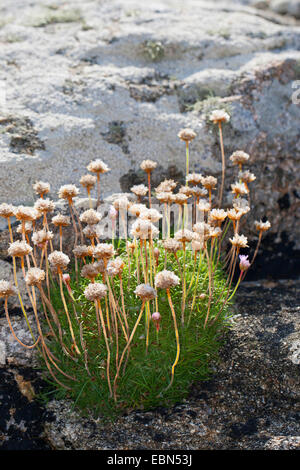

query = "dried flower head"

[
  {"left": 197, "top": 199, "right": 211, "bottom": 212},
  {"left": 113, "top": 196, "right": 130, "bottom": 211},
  {"left": 209, "top": 109, "right": 230, "bottom": 124},
  {"left": 17, "top": 222, "right": 32, "bottom": 234},
  {"left": 156, "top": 179, "right": 177, "bottom": 193},
  {"left": 227, "top": 208, "right": 243, "bottom": 221},
  {"left": 87, "top": 159, "right": 110, "bottom": 174},
  {"left": 156, "top": 192, "right": 174, "bottom": 204},
  {"left": 173, "top": 193, "right": 188, "bottom": 205},
  {"left": 106, "top": 257, "right": 125, "bottom": 277},
  {"left": 0, "top": 280, "right": 17, "bottom": 298},
  {"left": 140, "top": 160, "right": 157, "bottom": 172},
  {"left": 210, "top": 208, "right": 227, "bottom": 223},
  {"left": 134, "top": 284, "right": 157, "bottom": 301},
  {"left": 80, "top": 174, "right": 97, "bottom": 190},
  {"left": 254, "top": 220, "right": 271, "bottom": 232},
  {"left": 163, "top": 239, "right": 182, "bottom": 253},
  {"left": 193, "top": 222, "right": 211, "bottom": 240},
  {"left": 8, "top": 241, "right": 32, "bottom": 258},
  {"left": 201, "top": 176, "right": 217, "bottom": 190},
  {"left": 33, "top": 181, "right": 50, "bottom": 197},
  {"left": 239, "top": 170, "right": 256, "bottom": 184},
  {"left": 80, "top": 209, "right": 102, "bottom": 225},
  {"left": 130, "top": 219, "right": 159, "bottom": 239},
  {"left": 209, "top": 226, "right": 222, "bottom": 238},
  {"left": 73, "top": 245, "right": 93, "bottom": 259},
  {"left": 93, "top": 243, "right": 115, "bottom": 260},
  {"left": 48, "top": 251, "right": 70, "bottom": 271},
  {"left": 155, "top": 270, "right": 180, "bottom": 290},
  {"left": 25, "top": 267, "right": 45, "bottom": 286},
  {"left": 81, "top": 263, "right": 103, "bottom": 281},
  {"left": 230, "top": 151, "right": 250, "bottom": 166},
  {"left": 32, "top": 229, "right": 53, "bottom": 246},
  {"left": 174, "top": 229, "right": 193, "bottom": 243},
  {"left": 239, "top": 255, "right": 250, "bottom": 271},
  {"left": 83, "top": 225, "right": 98, "bottom": 239},
  {"left": 186, "top": 173, "right": 203, "bottom": 186},
  {"left": 34, "top": 198, "right": 55, "bottom": 214},
  {"left": 84, "top": 282, "right": 107, "bottom": 301},
  {"left": 179, "top": 186, "right": 193, "bottom": 197},
  {"left": 177, "top": 128, "right": 196, "bottom": 142},
  {"left": 231, "top": 182, "right": 249, "bottom": 197},
  {"left": 229, "top": 234, "right": 249, "bottom": 248},
  {"left": 190, "top": 187, "right": 207, "bottom": 199},
  {"left": 192, "top": 239, "right": 204, "bottom": 252},
  {"left": 58, "top": 184, "right": 79, "bottom": 201},
  {"left": 140, "top": 208, "right": 162, "bottom": 223},
  {"left": 15, "top": 206, "right": 37, "bottom": 222},
  {"left": 130, "top": 184, "right": 148, "bottom": 197},
  {"left": 0, "top": 203, "right": 15, "bottom": 218},
  {"left": 232, "top": 198, "right": 250, "bottom": 214},
  {"left": 52, "top": 214, "right": 70, "bottom": 227},
  {"left": 129, "top": 204, "right": 147, "bottom": 218}
]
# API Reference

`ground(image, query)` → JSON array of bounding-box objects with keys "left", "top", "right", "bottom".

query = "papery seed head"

[
  {"left": 8, "top": 240, "right": 32, "bottom": 258},
  {"left": 80, "top": 209, "right": 102, "bottom": 225},
  {"left": 230, "top": 150, "right": 250, "bottom": 166},
  {"left": 84, "top": 282, "right": 107, "bottom": 301},
  {"left": 130, "top": 184, "right": 148, "bottom": 197},
  {"left": 80, "top": 174, "right": 97, "bottom": 189},
  {"left": 155, "top": 270, "right": 180, "bottom": 290},
  {"left": 48, "top": 251, "right": 70, "bottom": 270},
  {"left": 209, "top": 109, "right": 230, "bottom": 124},
  {"left": 134, "top": 283, "right": 157, "bottom": 301},
  {"left": 52, "top": 214, "right": 70, "bottom": 227},
  {"left": 87, "top": 159, "right": 110, "bottom": 174},
  {"left": 58, "top": 184, "right": 79, "bottom": 201},
  {"left": 25, "top": 268, "right": 45, "bottom": 286},
  {"left": 33, "top": 181, "right": 50, "bottom": 196},
  {"left": 0, "top": 280, "right": 17, "bottom": 298},
  {"left": 177, "top": 128, "right": 196, "bottom": 142},
  {"left": 0, "top": 203, "right": 15, "bottom": 218},
  {"left": 140, "top": 159, "right": 157, "bottom": 172}
]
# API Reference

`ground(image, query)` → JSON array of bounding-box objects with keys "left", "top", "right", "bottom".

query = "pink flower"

[
  {"left": 62, "top": 273, "right": 72, "bottom": 294},
  {"left": 152, "top": 311, "right": 161, "bottom": 332},
  {"left": 239, "top": 254, "right": 250, "bottom": 271},
  {"left": 109, "top": 206, "right": 118, "bottom": 220}
]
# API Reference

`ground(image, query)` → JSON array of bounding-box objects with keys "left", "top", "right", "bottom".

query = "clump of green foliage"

[{"left": 40, "top": 242, "right": 231, "bottom": 418}]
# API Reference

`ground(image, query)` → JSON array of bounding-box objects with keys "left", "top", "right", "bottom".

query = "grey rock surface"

[{"left": 0, "top": 0, "right": 299, "bottom": 251}]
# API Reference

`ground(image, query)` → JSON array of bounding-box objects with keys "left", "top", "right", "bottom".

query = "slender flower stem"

[
  {"left": 96, "top": 300, "right": 113, "bottom": 397},
  {"left": 164, "top": 289, "right": 180, "bottom": 391},
  {"left": 113, "top": 300, "right": 146, "bottom": 402},
  {"left": 4, "top": 298, "right": 40, "bottom": 349},
  {"left": 218, "top": 121, "right": 226, "bottom": 207},
  {"left": 147, "top": 171, "right": 152, "bottom": 208}
]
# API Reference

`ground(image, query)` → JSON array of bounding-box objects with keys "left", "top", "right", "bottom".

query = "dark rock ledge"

[{"left": 0, "top": 280, "right": 299, "bottom": 450}]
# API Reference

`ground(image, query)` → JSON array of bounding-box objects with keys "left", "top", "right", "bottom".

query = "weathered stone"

[{"left": 0, "top": 0, "right": 299, "bottom": 255}]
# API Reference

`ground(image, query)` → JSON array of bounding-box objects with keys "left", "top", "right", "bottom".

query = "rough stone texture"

[
  {"left": 1, "top": 279, "right": 299, "bottom": 450},
  {"left": 0, "top": 0, "right": 299, "bottom": 253}
]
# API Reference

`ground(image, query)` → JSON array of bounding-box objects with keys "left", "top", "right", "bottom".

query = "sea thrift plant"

[{"left": 0, "top": 112, "right": 270, "bottom": 416}]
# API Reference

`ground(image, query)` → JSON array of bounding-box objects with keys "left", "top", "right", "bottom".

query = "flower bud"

[{"left": 239, "top": 254, "right": 250, "bottom": 271}]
